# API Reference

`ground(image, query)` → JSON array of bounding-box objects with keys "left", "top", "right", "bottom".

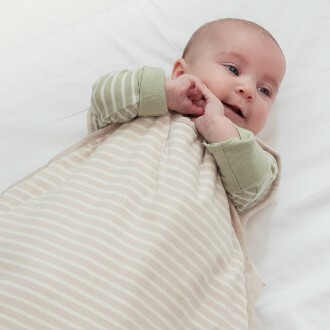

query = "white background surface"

[
  {"left": 0, "top": 0, "right": 129, "bottom": 54},
  {"left": 0, "top": 0, "right": 329, "bottom": 328}
]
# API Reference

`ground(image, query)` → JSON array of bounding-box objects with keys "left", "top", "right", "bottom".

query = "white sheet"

[{"left": 0, "top": 0, "right": 329, "bottom": 328}]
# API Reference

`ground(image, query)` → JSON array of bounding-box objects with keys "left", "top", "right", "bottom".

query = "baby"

[
  {"left": 89, "top": 18, "right": 286, "bottom": 213},
  {"left": 0, "top": 18, "right": 286, "bottom": 329},
  {"left": 167, "top": 18, "right": 285, "bottom": 137}
]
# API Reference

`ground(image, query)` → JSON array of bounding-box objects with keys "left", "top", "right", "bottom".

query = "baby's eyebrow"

[
  {"left": 216, "top": 51, "right": 247, "bottom": 64},
  {"left": 264, "top": 74, "right": 279, "bottom": 93}
]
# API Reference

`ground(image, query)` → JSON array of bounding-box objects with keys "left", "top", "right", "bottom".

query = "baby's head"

[{"left": 172, "top": 18, "right": 286, "bottom": 134}]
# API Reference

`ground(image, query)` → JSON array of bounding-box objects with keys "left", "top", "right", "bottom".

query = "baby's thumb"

[{"left": 189, "top": 102, "right": 205, "bottom": 116}]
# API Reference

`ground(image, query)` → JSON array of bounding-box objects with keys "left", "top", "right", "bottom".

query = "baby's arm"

[
  {"left": 88, "top": 67, "right": 168, "bottom": 132},
  {"left": 88, "top": 67, "right": 206, "bottom": 133},
  {"left": 195, "top": 82, "right": 278, "bottom": 213},
  {"left": 205, "top": 129, "right": 278, "bottom": 213}
]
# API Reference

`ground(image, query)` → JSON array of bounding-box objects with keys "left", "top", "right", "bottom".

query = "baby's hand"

[
  {"left": 193, "top": 82, "right": 239, "bottom": 143},
  {"left": 165, "top": 75, "right": 205, "bottom": 116}
]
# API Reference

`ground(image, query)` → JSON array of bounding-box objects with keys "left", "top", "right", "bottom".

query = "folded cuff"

[
  {"left": 204, "top": 126, "right": 272, "bottom": 193},
  {"left": 138, "top": 67, "right": 168, "bottom": 117}
]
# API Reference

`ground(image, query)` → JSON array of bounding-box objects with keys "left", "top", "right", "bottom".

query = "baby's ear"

[{"left": 171, "top": 58, "right": 187, "bottom": 79}]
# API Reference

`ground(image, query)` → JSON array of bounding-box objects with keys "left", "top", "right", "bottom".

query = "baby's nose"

[
  {"left": 235, "top": 81, "right": 255, "bottom": 100},
  {"left": 239, "top": 89, "right": 252, "bottom": 99}
]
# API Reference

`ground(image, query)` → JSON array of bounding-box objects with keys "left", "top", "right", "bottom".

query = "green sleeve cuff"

[
  {"left": 204, "top": 126, "right": 272, "bottom": 193},
  {"left": 138, "top": 67, "right": 168, "bottom": 117}
]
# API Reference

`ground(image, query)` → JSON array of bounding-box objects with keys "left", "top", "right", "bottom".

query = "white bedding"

[{"left": 0, "top": 0, "right": 329, "bottom": 328}]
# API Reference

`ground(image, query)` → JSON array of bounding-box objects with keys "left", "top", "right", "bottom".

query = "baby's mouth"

[{"left": 222, "top": 102, "right": 244, "bottom": 118}]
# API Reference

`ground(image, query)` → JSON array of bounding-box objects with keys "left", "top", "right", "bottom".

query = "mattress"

[{"left": 0, "top": 0, "right": 329, "bottom": 328}]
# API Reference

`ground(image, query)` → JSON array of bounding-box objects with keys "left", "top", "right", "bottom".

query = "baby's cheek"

[{"left": 248, "top": 112, "right": 268, "bottom": 134}]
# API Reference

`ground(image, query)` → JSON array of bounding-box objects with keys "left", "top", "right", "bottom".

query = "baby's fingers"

[
  {"left": 195, "top": 82, "right": 219, "bottom": 102},
  {"left": 195, "top": 82, "right": 223, "bottom": 115},
  {"left": 187, "top": 86, "right": 203, "bottom": 101},
  {"left": 193, "top": 99, "right": 206, "bottom": 109},
  {"left": 188, "top": 102, "right": 205, "bottom": 116}
]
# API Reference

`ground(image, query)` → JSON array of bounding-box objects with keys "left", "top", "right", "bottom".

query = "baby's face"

[{"left": 183, "top": 26, "right": 286, "bottom": 134}]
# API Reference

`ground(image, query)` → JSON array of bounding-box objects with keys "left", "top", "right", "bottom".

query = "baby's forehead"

[
  {"left": 210, "top": 22, "right": 271, "bottom": 44},
  {"left": 184, "top": 19, "right": 285, "bottom": 70},
  {"left": 189, "top": 23, "right": 260, "bottom": 57},
  {"left": 207, "top": 24, "right": 285, "bottom": 85},
  {"left": 208, "top": 23, "right": 284, "bottom": 61}
]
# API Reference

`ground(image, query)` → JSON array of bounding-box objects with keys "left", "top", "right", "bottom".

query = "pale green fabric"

[
  {"left": 203, "top": 128, "right": 278, "bottom": 213},
  {"left": 203, "top": 127, "right": 277, "bottom": 193},
  {"left": 138, "top": 67, "right": 168, "bottom": 117}
]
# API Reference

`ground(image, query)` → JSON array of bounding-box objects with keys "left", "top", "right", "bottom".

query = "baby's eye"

[
  {"left": 224, "top": 65, "right": 239, "bottom": 76},
  {"left": 258, "top": 87, "right": 271, "bottom": 97}
]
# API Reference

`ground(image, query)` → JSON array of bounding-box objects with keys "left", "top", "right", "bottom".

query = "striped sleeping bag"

[{"left": 0, "top": 68, "right": 280, "bottom": 329}]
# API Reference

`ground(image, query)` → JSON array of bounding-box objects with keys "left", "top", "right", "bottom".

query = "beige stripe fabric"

[{"left": 0, "top": 113, "right": 261, "bottom": 329}]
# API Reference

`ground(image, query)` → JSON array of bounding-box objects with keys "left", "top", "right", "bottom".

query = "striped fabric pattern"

[
  {"left": 90, "top": 68, "right": 279, "bottom": 216},
  {"left": 0, "top": 67, "right": 279, "bottom": 329},
  {"left": 88, "top": 69, "right": 140, "bottom": 131}
]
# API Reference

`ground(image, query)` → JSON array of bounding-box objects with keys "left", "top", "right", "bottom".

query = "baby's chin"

[
  {"left": 223, "top": 115, "right": 264, "bottom": 135},
  {"left": 223, "top": 108, "right": 245, "bottom": 127}
]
